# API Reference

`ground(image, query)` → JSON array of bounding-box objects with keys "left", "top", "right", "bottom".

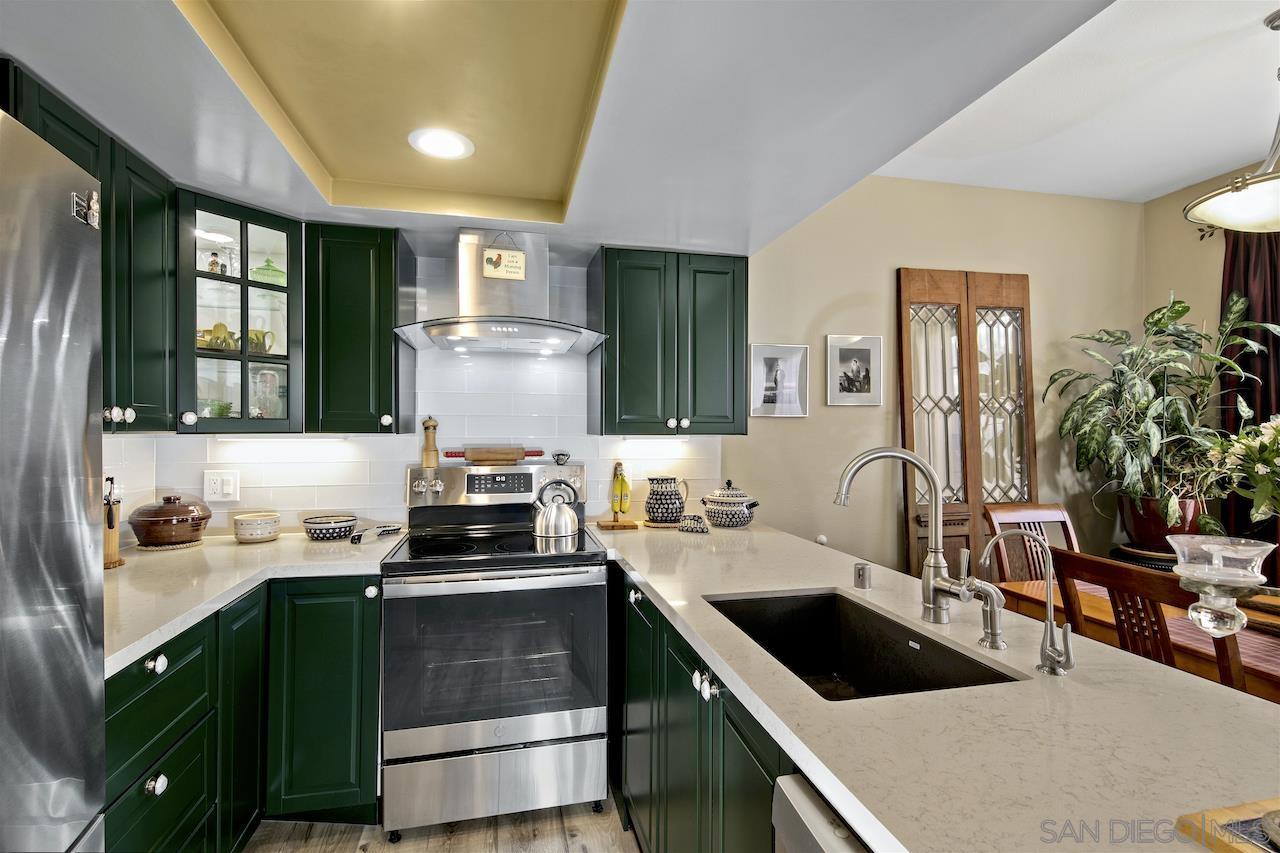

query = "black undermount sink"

[{"left": 708, "top": 593, "right": 1016, "bottom": 701}]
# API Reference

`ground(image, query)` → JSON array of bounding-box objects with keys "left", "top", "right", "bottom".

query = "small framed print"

[
  {"left": 750, "top": 344, "right": 809, "bottom": 417},
  {"left": 826, "top": 335, "right": 883, "bottom": 406}
]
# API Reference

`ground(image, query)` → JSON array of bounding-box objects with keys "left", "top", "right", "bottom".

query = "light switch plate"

[{"left": 203, "top": 469, "right": 240, "bottom": 502}]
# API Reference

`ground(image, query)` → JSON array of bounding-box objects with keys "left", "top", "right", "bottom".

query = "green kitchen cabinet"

[
  {"left": 589, "top": 248, "right": 747, "bottom": 435},
  {"left": 177, "top": 191, "right": 303, "bottom": 432},
  {"left": 110, "top": 144, "right": 177, "bottom": 431},
  {"left": 304, "top": 224, "right": 414, "bottom": 433},
  {"left": 266, "top": 576, "right": 380, "bottom": 820},
  {"left": 6, "top": 63, "right": 177, "bottom": 432},
  {"left": 616, "top": 573, "right": 792, "bottom": 853},
  {"left": 218, "top": 585, "right": 268, "bottom": 853},
  {"left": 621, "top": 582, "right": 661, "bottom": 853},
  {"left": 659, "top": 622, "right": 712, "bottom": 853}
]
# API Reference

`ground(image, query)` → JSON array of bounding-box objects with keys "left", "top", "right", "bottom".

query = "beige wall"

[
  {"left": 723, "top": 176, "right": 1146, "bottom": 568},
  {"left": 1142, "top": 167, "right": 1246, "bottom": 332}
]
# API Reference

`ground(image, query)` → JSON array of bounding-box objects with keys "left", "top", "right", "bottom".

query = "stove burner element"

[
  {"left": 407, "top": 538, "right": 479, "bottom": 559},
  {"left": 493, "top": 533, "right": 537, "bottom": 554}
]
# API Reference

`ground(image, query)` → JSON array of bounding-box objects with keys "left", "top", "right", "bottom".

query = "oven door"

[{"left": 381, "top": 565, "right": 607, "bottom": 760}]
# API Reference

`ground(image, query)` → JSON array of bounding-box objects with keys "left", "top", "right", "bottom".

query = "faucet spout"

[
  {"left": 975, "top": 530, "right": 1075, "bottom": 676},
  {"left": 833, "top": 447, "right": 954, "bottom": 623}
]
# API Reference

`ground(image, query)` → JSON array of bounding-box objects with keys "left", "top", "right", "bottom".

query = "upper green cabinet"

[
  {"left": 176, "top": 192, "right": 303, "bottom": 433},
  {"left": 6, "top": 63, "right": 177, "bottom": 432},
  {"left": 111, "top": 147, "right": 177, "bottom": 431},
  {"left": 266, "top": 576, "right": 380, "bottom": 821},
  {"left": 304, "top": 225, "right": 414, "bottom": 433},
  {"left": 589, "top": 248, "right": 747, "bottom": 435}
]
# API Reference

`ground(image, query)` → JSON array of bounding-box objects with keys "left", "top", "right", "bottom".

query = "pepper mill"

[
  {"left": 104, "top": 476, "right": 124, "bottom": 570},
  {"left": 421, "top": 415, "right": 440, "bottom": 468}
]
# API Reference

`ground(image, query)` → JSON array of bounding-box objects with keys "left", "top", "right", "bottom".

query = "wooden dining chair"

[
  {"left": 1051, "top": 548, "right": 1246, "bottom": 691},
  {"left": 983, "top": 503, "right": 1081, "bottom": 582}
]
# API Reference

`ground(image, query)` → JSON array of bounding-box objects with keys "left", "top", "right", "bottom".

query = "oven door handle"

[{"left": 383, "top": 566, "right": 606, "bottom": 598}]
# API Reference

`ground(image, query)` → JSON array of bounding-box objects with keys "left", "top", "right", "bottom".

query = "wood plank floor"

[{"left": 244, "top": 800, "right": 639, "bottom": 853}]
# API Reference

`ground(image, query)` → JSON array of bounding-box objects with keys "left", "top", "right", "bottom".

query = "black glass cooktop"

[{"left": 382, "top": 524, "right": 606, "bottom": 576}]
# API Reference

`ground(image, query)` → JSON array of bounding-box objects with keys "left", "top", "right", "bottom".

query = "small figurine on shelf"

[
  {"left": 207, "top": 251, "right": 220, "bottom": 273},
  {"left": 220, "top": 262, "right": 227, "bottom": 275}
]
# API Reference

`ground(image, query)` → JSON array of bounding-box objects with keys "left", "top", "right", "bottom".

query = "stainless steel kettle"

[{"left": 534, "top": 479, "right": 580, "bottom": 538}]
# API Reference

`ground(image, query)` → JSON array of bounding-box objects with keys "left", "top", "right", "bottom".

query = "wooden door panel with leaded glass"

[{"left": 897, "top": 269, "right": 1037, "bottom": 580}]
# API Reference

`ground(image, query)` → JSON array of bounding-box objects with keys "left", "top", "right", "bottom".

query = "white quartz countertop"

[
  {"left": 104, "top": 533, "right": 397, "bottom": 678},
  {"left": 597, "top": 521, "right": 1280, "bottom": 853}
]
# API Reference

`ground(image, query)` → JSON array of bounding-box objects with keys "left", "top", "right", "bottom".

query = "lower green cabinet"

[
  {"left": 218, "top": 586, "right": 268, "bottom": 853},
  {"left": 617, "top": 573, "right": 790, "bottom": 853},
  {"left": 659, "top": 626, "right": 711, "bottom": 853},
  {"left": 105, "top": 713, "right": 217, "bottom": 853},
  {"left": 622, "top": 586, "right": 660, "bottom": 852},
  {"left": 266, "top": 576, "right": 381, "bottom": 819}
]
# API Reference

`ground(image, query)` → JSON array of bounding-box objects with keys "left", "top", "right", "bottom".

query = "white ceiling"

[
  {"left": 878, "top": 0, "right": 1280, "bottom": 202},
  {"left": 0, "top": 0, "right": 1108, "bottom": 262}
]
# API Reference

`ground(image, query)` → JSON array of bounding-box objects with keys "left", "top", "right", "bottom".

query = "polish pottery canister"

[
  {"left": 700, "top": 480, "right": 760, "bottom": 528},
  {"left": 645, "top": 477, "right": 688, "bottom": 524}
]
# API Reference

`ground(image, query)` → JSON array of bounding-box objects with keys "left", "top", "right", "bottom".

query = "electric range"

[{"left": 379, "top": 461, "right": 609, "bottom": 837}]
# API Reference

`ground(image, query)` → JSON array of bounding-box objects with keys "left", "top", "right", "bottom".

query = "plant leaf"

[
  {"left": 1237, "top": 395, "right": 1255, "bottom": 421},
  {"left": 1218, "top": 291, "right": 1249, "bottom": 340},
  {"left": 1196, "top": 514, "right": 1226, "bottom": 536}
]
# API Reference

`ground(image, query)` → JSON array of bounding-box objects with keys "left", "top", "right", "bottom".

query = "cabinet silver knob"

[
  {"left": 144, "top": 653, "right": 168, "bottom": 675},
  {"left": 364, "top": 585, "right": 379, "bottom": 599},
  {"left": 379, "top": 414, "right": 393, "bottom": 427},
  {"left": 628, "top": 589, "right": 643, "bottom": 605},
  {"left": 679, "top": 417, "right": 690, "bottom": 429},
  {"left": 123, "top": 407, "right": 137, "bottom": 424},
  {"left": 107, "top": 406, "right": 124, "bottom": 423},
  {"left": 180, "top": 411, "right": 198, "bottom": 426},
  {"left": 701, "top": 678, "right": 719, "bottom": 702},
  {"left": 665, "top": 417, "right": 678, "bottom": 429},
  {"left": 692, "top": 669, "right": 703, "bottom": 692},
  {"left": 144, "top": 773, "right": 168, "bottom": 797}
]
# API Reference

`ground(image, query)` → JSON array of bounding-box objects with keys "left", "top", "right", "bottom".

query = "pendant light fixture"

[{"left": 1183, "top": 10, "right": 1280, "bottom": 233}]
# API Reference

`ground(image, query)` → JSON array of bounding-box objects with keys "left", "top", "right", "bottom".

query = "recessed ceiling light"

[
  {"left": 194, "top": 228, "right": 235, "bottom": 243},
  {"left": 446, "top": 335, "right": 462, "bottom": 341},
  {"left": 545, "top": 337, "right": 561, "bottom": 345},
  {"left": 408, "top": 128, "right": 474, "bottom": 160},
  {"left": 539, "top": 349, "right": 553, "bottom": 356},
  {"left": 453, "top": 346, "right": 468, "bottom": 352}
]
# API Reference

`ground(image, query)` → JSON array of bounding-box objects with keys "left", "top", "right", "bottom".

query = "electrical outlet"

[{"left": 203, "top": 469, "right": 240, "bottom": 502}]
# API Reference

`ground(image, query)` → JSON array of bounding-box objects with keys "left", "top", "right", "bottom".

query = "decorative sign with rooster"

[{"left": 482, "top": 248, "right": 526, "bottom": 280}]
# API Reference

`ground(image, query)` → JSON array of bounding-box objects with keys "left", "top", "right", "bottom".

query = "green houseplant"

[{"left": 1045, "top": 293, "right": 1278, "bottom": 549}]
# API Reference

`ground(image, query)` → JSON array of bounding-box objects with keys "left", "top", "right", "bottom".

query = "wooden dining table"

[{"left": 999, "top": 580, "right": 1280, "bottom": 703}]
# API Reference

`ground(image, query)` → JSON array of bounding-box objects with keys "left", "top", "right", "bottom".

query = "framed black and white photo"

[
  {"left": 826, "top": 335, "right": 883, "bottom": 406},
  {"left": 750, "top": 344, "right": 808, "bottom": 417}
]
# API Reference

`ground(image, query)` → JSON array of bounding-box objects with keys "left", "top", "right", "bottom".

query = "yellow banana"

[{"left": 618, "top": 467, "right": 631, "bottom": 514}]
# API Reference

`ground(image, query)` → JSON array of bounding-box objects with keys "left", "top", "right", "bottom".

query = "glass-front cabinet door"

[{"left": 177, "top": 192, "right": 303, "bottom": 432}]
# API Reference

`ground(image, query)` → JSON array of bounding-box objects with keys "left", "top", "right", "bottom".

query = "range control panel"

[
  {"left": 466, "top": 472, "right": 533, "bottom": 495},
  {"left": 407, "top": 462, "right": 585, "bottom": 508}
]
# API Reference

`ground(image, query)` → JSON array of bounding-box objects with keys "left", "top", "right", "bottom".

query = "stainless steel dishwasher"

[{"left": 773, "top": 774, "right": 868, "bottom": 853}]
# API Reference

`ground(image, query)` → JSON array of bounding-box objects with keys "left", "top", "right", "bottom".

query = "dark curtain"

[{"left": 1220, "top": 230, "right": 1280, "bottom": 580}]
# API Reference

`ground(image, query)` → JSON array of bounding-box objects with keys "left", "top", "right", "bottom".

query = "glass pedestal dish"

[{"left": 1167, "top": 535, "right": 1278, "bottom": 638}]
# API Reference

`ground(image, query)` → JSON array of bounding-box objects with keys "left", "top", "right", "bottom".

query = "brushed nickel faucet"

[
  {"left": 966, "top": 529, "right": 1074, "bottom": 676},
  {"left": 834, "top": 447, "right": 1003, "bottom": 635}
]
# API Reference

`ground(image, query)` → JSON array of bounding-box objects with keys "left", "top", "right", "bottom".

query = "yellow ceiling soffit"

[{"left": 172, "top": 0, "right": 625, "bottom": 224}]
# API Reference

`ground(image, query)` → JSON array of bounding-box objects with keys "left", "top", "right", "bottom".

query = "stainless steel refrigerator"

[{"left": 0, "top": 112, "right": 106, "bottom": 851}]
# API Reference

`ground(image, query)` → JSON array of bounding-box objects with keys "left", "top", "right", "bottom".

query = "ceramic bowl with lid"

[
  {"left": 128, "top": 494, "right": 213, "bottom": 547},
  {"left": 700, "top": 480, "right": 760, "bottom": 528}
]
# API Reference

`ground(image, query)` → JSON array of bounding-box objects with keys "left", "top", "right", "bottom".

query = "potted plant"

[
  {"left": 1045, "top": 294, "right": 1277, "bottom": 550},
  {"left": 1209, "top": 416, "right": 1280, "bottom": 525}
]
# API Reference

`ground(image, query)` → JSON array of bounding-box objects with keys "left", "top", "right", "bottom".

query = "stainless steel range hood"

[{"left": 395, "top": 229, "right": 606, "bottom": 355}]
